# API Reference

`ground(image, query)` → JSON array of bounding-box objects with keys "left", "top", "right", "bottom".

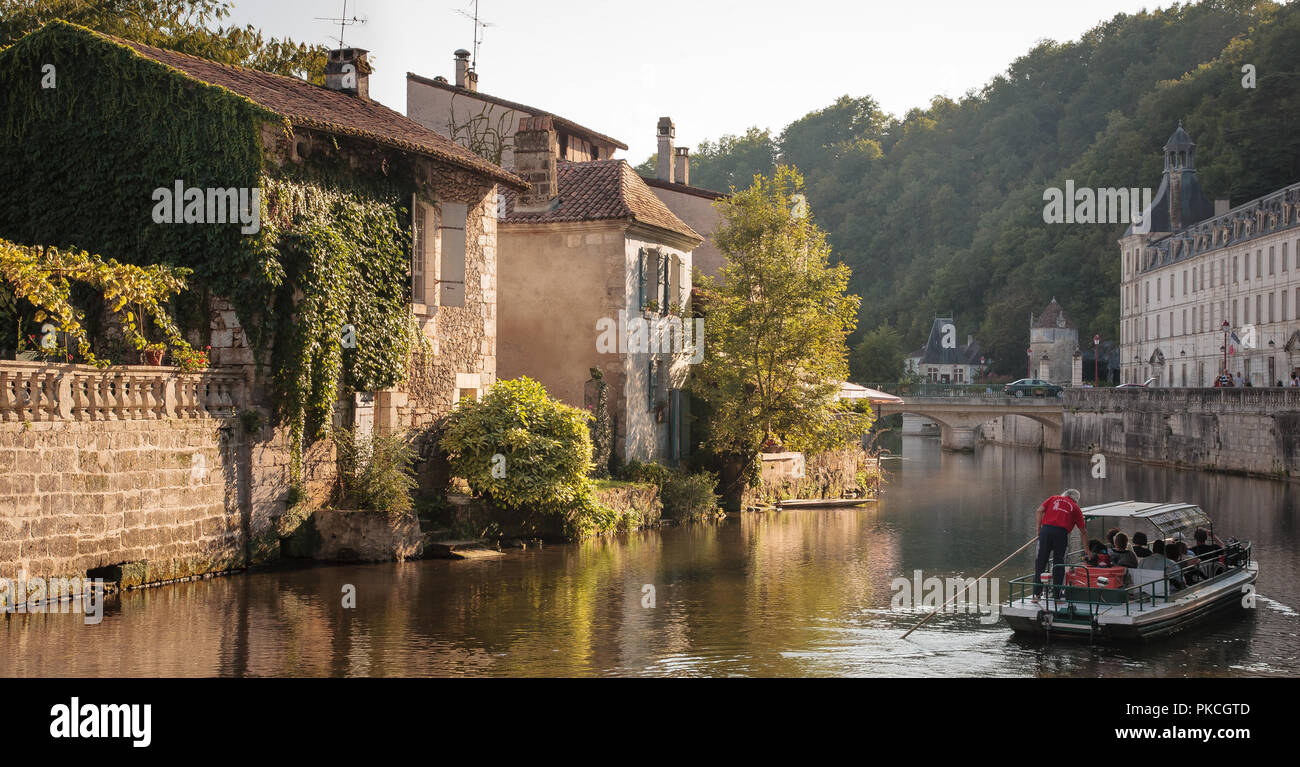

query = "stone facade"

[
  {"left": 1120, "top": 127, "right": 1300, "bottom": 387},
  {"left": 1029, "top": 299, "right": 1079, "bottom": 385}
]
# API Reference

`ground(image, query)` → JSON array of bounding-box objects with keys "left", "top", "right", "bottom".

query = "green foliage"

[
  {"left": 0, "top": 1, "right": 328, "bottom": 81},
  {"left": 671, "top": 1, "right": 1297, "bottom": 375},
  {"left": 334, "top": 427, "right": 417, "bottom": 520},
  {"left": 0, "top": 238, "right": 200, "bottom": 367},
  {"left": 0, "top": 23, "right": 421, "bottom": 482},
  {"left": 618, "top": 459, "right": 720, "bottom": 521},
  {"left": 587, "top": 368, "right": 613, "bottom": 478},
  {"left": 850, "top": 324, "right": 906, "bottom": 383},
  {"left": 691, "top": 166, "right": 872, "bottom": 470},
  {"left": 440, "top": 378, "right": 616, "bottom": 537}
]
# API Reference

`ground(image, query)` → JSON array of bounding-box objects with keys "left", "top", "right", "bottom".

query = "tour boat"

[
  {"left": 776, "top": 497, "right": 876, "bottom": 509},
  {"left": 1001, "top": 501, "right": 1257, "bottom": 642}
]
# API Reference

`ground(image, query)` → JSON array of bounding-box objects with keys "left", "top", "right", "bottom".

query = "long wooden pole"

[{"left": 900, "top": 535, "right": 1039, "bottom": 640}]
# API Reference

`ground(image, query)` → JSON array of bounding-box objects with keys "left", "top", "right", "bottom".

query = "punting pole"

[{"left": 899, "top": 535, "right": 1039, "bottom": 640}]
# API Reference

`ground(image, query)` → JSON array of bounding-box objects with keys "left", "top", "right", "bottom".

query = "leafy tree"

[
  {"left": 692, "top": 166, "right": 872, "bottom": 508},
  {"left": 0, "top": 0, "right": 328, "bottom": 81},
  {"left": 850, "top": 324, "right": 905, "bottom": 383},
  {"left": 635, "top": 127, "right": 778, "bottom": 193}
]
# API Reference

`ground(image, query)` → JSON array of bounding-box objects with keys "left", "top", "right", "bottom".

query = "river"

[{"left": 3, "top": 438, "right": 1298, "bottom": 677}]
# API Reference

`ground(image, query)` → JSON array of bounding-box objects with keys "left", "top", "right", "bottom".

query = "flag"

[{"left": 1229, "top": 331, "right": 1241, "bottom": 355}]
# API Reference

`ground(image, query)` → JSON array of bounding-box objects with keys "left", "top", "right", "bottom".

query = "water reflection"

[{"left": 2, "top": 439, "right": 1297, "bottom": 677}]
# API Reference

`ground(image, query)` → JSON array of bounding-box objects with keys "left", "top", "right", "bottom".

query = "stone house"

[
  {"left": 497, "top": 118, "right": 702, "bottom": 464},
  {"left": 905, "top": 318, "right": 985, "bottom": 383},
  {"left": 1029, "top": 299, "right": 1079, "bottom": 385},
  {"left": 0, "top": 22, "right": 524, "bottom": 586},
  {"left": 406, "top": 51, "right": 627, "bottom": 168}
]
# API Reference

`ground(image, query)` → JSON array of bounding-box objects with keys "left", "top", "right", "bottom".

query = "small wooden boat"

[
  {"left": 1001, "top": 501, "right": 1257, "bottom": 642},
  {"left": 775, "top": 497, "right": 876, "bottom": 509}
]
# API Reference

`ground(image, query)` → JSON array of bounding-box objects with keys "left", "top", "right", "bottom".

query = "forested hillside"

[{"left": 641, "top": 0, "right": 1300, "bottom": 376}]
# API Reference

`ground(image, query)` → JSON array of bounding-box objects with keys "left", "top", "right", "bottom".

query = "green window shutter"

[{"left": 638, "top": 248, "right": 647, "bottom": 309}]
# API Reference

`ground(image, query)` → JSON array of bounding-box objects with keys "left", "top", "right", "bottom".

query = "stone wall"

[
  {"left": 744, "top": 448, "right": 875, "bottom": 506},
  {"left": 1062, "top": 388, "right": 1300, "bottom": 478},
  {"left": 979, "top": 414, "right": 1046, "bottom": 448},
  {"left": 0, "top": 363, "right": 333, "bottom": 584}
]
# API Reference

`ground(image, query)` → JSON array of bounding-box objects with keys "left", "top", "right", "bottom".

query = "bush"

[
  {"left": 335, "top": 427, "right": 417, "bottom": 520},
  {"left": 440, "top": 377, "right": 615, "bottom": 537},
  {"left": 620, "top": 460, "right": 719, "bottom": 521}
]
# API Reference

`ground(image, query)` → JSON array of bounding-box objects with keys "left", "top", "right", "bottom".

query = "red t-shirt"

[{"left": 1041, "top": 495, "right": 1086, "bottom": 532}]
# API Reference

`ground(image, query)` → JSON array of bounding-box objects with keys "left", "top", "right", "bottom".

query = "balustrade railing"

[{"left": 0, "top": 362, "right": 243, "bottom": 422}]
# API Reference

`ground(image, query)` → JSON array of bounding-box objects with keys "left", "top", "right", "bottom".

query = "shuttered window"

[{"left": 439, "top": 202, "right": 468, "bottom": 308}]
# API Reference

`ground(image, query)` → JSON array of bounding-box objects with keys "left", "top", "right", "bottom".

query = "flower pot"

[{"left": 143, "top": 349, "right": 164, "bottom": 366}]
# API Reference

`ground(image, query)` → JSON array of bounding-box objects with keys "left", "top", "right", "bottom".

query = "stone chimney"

[
  {"left": 674, "top": 147, "right": 690, "bottom": 185},
  {"left": 656, "top": 117, "right": 675, "bottom": 182},
  {"left": 1215, "top": 198, "right": 1231, "bottom": 216},
  {"left": 514, "top": 116, "right": 558, "bottom": 212},
  {"left": 454, "top": 49, "right": 478, "bottom": 91},
  {"left": 324, "top": 48, "right": 371, "bottom": 99}
]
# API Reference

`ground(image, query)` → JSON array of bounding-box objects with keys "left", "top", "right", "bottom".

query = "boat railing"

[{"left": 1007, "top": 540, "right": 1252, "bottom": 617}]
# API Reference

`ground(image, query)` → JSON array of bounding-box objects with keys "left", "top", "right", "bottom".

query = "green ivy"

[{"left": 0, "top": 22, "right": 422, "bottom": 481}]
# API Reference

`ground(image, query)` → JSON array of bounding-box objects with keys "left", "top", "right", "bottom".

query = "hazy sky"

[{"left": 227, "top": 0, "right": 1170, "bottom": 163}]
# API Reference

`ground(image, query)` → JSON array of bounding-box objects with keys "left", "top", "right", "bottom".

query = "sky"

[{"left": 226, "top": 0, "right": 1174, "bottom": 163}]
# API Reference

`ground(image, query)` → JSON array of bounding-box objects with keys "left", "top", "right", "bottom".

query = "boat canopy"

[{"left": 1082, "top": 501, "right": 1212, "bottom": 536}]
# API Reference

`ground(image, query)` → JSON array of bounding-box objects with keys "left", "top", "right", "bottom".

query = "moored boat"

[{"left": 1001, "top": 501, "right": 1257, "bottom": 642}]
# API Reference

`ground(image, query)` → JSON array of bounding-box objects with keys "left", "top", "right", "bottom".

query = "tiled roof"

[
  {"left": 86, "top": 27, "right": 525, "bottom": 188},
  {"left": 1032, "top": 298, "right": 1076, "bottom": 329},
  {"left": 407, "top": 73, "right": 629, "bottom": 151},
  {"left": 501, "top": 160, "right": 701, "bottom": 243}
]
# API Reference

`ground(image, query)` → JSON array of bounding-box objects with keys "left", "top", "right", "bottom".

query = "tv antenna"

[
  {"left": 455, "top": 0, "right": 497, "bottom": 70},
  {"left": 315, "top": 0, "right": 368, "bottom": 48}
]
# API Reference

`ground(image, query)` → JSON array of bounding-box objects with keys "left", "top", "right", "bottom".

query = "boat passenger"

[
  {"left": 1190, "top": 527, "right": 1222, "bottom": 558},
  {"left": 1131, "top": 531, "right": 1152, "bottom": 559},
  {"left": 1033, "top": 488, "right": 1088, "bottom": 602},
  {"left": 1168, "top": 542, "right": 1201, "bottom": 586},
  {"left": 1085, "top": 539, "right": 1111, "bottom": 567},
  {"left": 1141, "top": 539, "right": 1184, "bottom": 590},
  {"left": 1105, "top": 527, "right": 1121, "bottom": 554},
  {"left": 1110, "top": 532, "right": 1139, "bottom": 568}
]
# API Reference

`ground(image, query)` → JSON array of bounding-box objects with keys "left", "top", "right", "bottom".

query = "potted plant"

[{"left": 142, "top": 342, "right": 165, "bottom": 366}]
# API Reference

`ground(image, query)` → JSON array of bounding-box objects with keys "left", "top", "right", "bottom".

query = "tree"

[
  {"left": 692, "top": 166, "right": 871, "bottom": 508},
  {"left": 850, "top": 324, "right": 905, "bottom": 383},
  {"left": 0, "top": 0, "right": 328, "bottom": 81},
  {"left": 635, "top": 127, "right": 778, "bottom": 193}
]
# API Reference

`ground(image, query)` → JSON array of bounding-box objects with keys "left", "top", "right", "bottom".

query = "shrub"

[
  {"left": 440, "top": 377, "right": 615, "bottom": 537},
  {"left": 620, "top": 460, "right": 719, "bottom": 521},
  {"left": 334, "top": 427, "right": 417, "bottom": 520}
]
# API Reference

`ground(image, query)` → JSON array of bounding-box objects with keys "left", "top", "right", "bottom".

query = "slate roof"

[
  {"left": 910, "top": 318, "right": 982, "bottom": 365},
  {"left": 501, "top": 160, "right": 701, "bottom": 243},
  {"left": 1164, "top": 122, "right": 1194, "bottom": 150},
  {"left": 406, "top": 72, "right": 628, "bottom": 151},
  {"left": 63, "top": 24, "right": 526, "bottom": 188},
  {"left": 1032, "top": 298, "right": 1076, "bottom": 330}
]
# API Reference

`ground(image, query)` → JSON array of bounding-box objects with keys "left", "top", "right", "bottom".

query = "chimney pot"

[
  {"left": 674, "top": 147, "right": 690, "bottom": 185},
  {"left": 514, "top": 116, "right": 559, "bottom": 212},
  {"left": 656, "top": 117, "right": 676, "bottom": 182},
  {"left": 324, "top": 48, "right": 371, "bottom": 99},
  {"left": 454, "top": 49, "right": 478, "bottom": 91}
]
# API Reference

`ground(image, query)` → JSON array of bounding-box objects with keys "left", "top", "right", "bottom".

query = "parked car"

[
  {"left": 1117, "top": 377, "right": 1158, "bottom": 389},
  {"left": 1003, "top": 378, "right": 1064, "bottom": 397}
]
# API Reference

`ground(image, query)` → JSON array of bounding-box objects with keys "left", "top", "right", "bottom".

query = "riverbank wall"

[
  {"left": 0, "top": 363, "right": 332, "bottom": 589},
  {"left": 1060, "top": 388, "right": 1300, "bottom": 480}
]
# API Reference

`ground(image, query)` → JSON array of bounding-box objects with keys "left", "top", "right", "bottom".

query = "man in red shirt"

[{"left": 1033, "top": 488, "right": 1087, "bottom": 601}]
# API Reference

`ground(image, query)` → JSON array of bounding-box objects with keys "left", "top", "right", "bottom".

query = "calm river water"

[{"left": 3, "top": 438, "right": 1298, "bottom": 677}]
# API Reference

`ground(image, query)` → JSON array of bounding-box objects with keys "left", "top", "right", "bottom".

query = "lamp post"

[
  {"left": 1093, "top": 334, "right": 1100, "bottom": 386},
  {"left": 1222, "top": 320, "right": 1231, "bottom": 375},
  {"left": 1026, "top": 348, "right": 1032, "bottom": 379}
]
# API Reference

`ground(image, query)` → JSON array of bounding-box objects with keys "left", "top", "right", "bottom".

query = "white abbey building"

[{"left": 1120, "top": 124, "right": 1300, "bottom": 387}]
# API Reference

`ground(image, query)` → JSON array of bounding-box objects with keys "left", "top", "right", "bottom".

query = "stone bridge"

[{"left": 874, "top": 394, "right": 1063, "bottom": 452}]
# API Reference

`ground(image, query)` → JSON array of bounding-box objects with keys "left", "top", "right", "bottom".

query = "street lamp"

[
  {"left": 1093, "top": 334, "right": 1100, "bottom": 386},
  {"left": 1221, "top": 320, "right": 1231, "bottom": 375},
  {"left": 1026, "top": 348, "right": 1032, "bottom": 379}
]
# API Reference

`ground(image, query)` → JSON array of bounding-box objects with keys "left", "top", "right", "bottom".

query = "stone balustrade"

[{"left": 0, "top": 361, "right": 243, "bottom": 422}]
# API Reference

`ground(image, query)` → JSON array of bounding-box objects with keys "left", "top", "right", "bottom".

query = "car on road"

[{"left": 1003, "top": 378, "right": 1064, "bottom": 398}]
